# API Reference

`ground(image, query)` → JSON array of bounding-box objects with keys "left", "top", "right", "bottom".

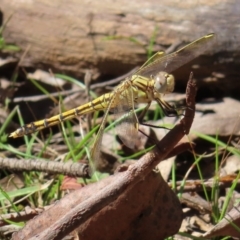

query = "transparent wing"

[
  {"left": 90, "top": 124, "right": 104, "bottom": 170},
  {"left": 113, "top": 86, "right": 139, "bottom": 149},
  {"left": 136, "top": 33, "right": 215, "bottom": 77},
  {"left": 139, "top": 51, "right": 165, "bottom": 70},
  {"left": 90, "top": 93, "right": 116, "bottom": 168}
]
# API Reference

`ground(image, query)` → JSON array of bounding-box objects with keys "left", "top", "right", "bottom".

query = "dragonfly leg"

[
  {"left": 158, "top": 98, "right": 194, "bottom": 118},
  {"left": 137, "top": 102, "right": 151, "bottom": 122},
  {"left": 137, "top": 127, "right": 170, "bottom": 163},
  {"left": 139, "top": 105, "right": 193, "bottom": 130},
  {"left": 139, "top": 121, "right": 170, "bottom": 130},
  {"left": 175, "top": 106, "right": 194, "bottom": 117},
  {"left": 138, "top": 99, "right": 179, "bottom": 130},
  {"left": 156, "top": 98, "right": 179, "bottom": 117},
  {"left": 137, "top": 101, "right": 176, "bottom": 130},
  {"left": 138, "top": 127, "right": 159, "bottom": 145}
]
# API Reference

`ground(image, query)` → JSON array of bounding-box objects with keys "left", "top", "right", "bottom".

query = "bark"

[{"left": 1, "top": 0, "right": 240, "bottom": 81}]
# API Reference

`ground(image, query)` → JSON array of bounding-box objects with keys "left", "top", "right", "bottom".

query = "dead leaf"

[
  {"left": 192, "top": 98, "right": 240, "bottom": 136},
  {"left": 203, "top": 205, "right": 240, "bottom": 238},
  {"left": 153, "top": 97, "right": 240, "bottom": 138},
  {"left": 13, "top": 171, "right": 183, "bottom": 240},
  {"left": 222, "top": 155, "right": 240, "bottom": 175},
  {"left": 27, "top": 69, "right": 66, "bottom": 87},
  {"left": 76, "top": 171, "right": 183, "bottom": 240},
  {"left": 61, "top": 176, "right": 84, "bottom": 190},
  {"left": 0, "top": 56, "right": 17, "bottom": 67},
  {"left": 0, "top": 174, "right": 24, "bottom": 192},
  {"left": 157, "top": 156, "right": 176, "bottom": 181}
]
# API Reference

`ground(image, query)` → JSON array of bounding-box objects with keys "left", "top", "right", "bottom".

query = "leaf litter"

[{"left": 1, "top": 65, "right": 240, "bottom": 239}]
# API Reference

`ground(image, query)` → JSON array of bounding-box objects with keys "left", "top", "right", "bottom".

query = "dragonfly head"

[{"left": 153, "top": 72, "right": 175, "bottom": 94}]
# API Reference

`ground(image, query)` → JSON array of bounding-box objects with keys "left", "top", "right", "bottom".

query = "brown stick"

[{"left": 0, "top": 157, "right": 90, "bottom": 178}]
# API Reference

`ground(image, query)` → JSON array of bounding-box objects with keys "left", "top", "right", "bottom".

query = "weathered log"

[{"left": 1, "top": 0, "right": 240, "bottom": 82}]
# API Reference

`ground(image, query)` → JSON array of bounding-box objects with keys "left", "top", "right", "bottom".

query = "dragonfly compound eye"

[{"left": 154, "top": 72, "right": 175, "bottom": 94}]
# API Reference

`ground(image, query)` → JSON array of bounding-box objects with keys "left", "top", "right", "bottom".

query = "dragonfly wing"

[
  {"left": 90, "top": 93, "right": 116, "bottom": 169},
  {"left": 114, "top": 109, "right": 139, "bottom": 149},
  {"left": 113, "top": 86, "right": 139, "bottom": 149},
  {"left": 90, "top": 124, "right": 104, "bottom": 170},
  {"left": 139, "top": 51, "right": 165, "bottom": 70},
  {"left": 136, "top": 33, "right": 215, "bottom": 77}
]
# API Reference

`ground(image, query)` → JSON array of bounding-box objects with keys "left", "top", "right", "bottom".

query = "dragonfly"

[{"left": 9, "top": 33, "right": 215, "bottom": 164}]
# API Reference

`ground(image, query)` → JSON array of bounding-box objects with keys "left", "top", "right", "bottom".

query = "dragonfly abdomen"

[{"left": 9, "top": 92, "right": 114, "bottom": 138}]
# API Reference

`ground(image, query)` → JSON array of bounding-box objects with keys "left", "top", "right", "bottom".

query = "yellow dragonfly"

[{"left": 9, "top": 33, "right": 215, "bottom": 162}]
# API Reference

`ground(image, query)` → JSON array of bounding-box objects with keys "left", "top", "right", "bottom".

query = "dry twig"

[{"left": 0, "top": 158, "right": 90, "bottom": 178}]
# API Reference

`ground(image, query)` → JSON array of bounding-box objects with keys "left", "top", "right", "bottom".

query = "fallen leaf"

[
  {"left": 203, "top": 205, "right": 240, "bottom": 238},
  {"left": 27, "top": 69, "right": 66, "bottom": 87}
]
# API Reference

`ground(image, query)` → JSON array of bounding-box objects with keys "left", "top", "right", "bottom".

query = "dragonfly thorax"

[{"left": 153, "top": 72, "right": 175, "bottom": 94}]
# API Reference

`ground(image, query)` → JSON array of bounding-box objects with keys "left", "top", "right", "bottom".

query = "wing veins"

[{"left": 136, "top": 34, "right": 215, "bottom": 77}]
